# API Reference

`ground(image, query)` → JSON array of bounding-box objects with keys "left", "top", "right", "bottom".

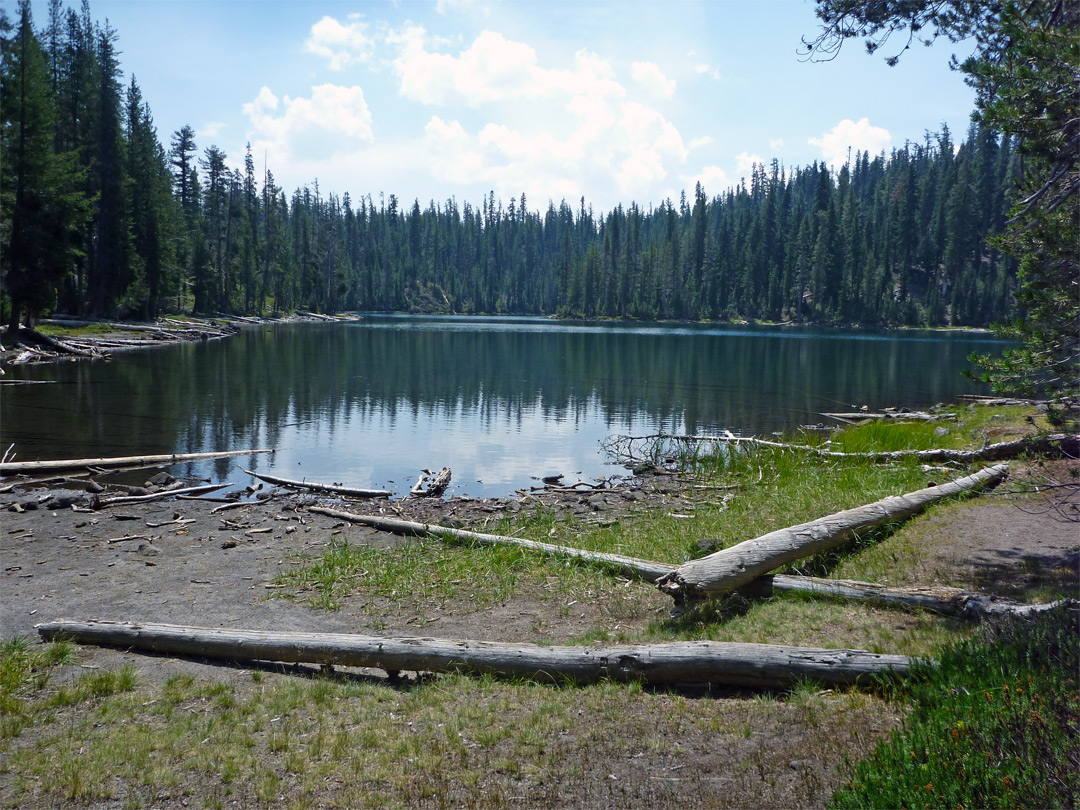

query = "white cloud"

[
  {"left": 769, "top": 137, "right": 784, "bottom": 151},
  {"left": 689, "top": 135, "right": 713, "bottom": 149},
  {"left": 305, "top": 15, "right": 373, "bottom": 71},
  {"left": 388, "top": 26, "right": 624, "bottom": 108},
  {"left": 244, "top": 84, "right": 374, "bottom": 163},
  {"left": 690, "top": 165, "right": 730, "bottom": 197},
  {"left": 436, "top": 0, "right": 479, "bottom": 14},
  {"left": 810, "top": 117, "right": 892, "bottom": 168},
  {"left": 199, "top": 121, "right": 227, "bottom": 139},
  {"left": 695, "top": 63, "right": 722, "bottom": 81},
  {"left": 631, "top": 61, "right": 676, "bottom": 97},
  {"left": 736, "top": 151, "right": 763, "bottom": 174}
]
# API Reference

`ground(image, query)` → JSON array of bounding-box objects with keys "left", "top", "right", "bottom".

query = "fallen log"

[
  {"left": 0, "top": 448, "right": 273, "bottom": 476},
  {"left": 240, "top": 468, "right": 391, "bottom": 499},
  {"left": 608, "top": 432, "right": 1078, "bottom": 465},
  {"left": 35, "top": 619, "right": 914, "bottom": 688},
  {"left": 307, "top": 506, "right": 674, "bottom": 581},
  {"left": 656, "top": 464, "right": 1010, "bottom": 608},
  {"left": 748, "top": 575, "right": 1071, "bottom": 619},
  {"left": 92, "top": 482, "right": 230, "bottom": 508}
]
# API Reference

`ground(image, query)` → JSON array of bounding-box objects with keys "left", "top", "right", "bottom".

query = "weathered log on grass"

[
  {"left": 656, "top": 464, "right": 1010, "bottom": 607},
  {"left": 0, "top": 449, "right": 273, "bottom": 476},
  {"left": 36, "top": 619, "right": 914, "bottom": 688},
  {"left": 307, "top": 506, "right": 675, "bottom": 581},
  {"left": 749, "top": 575, "right": 1069, "bottom": 619},
  {"left": 240, "top": 468, "right": 391, "bottom": 499}
]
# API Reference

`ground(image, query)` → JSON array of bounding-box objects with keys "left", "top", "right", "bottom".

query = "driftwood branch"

[
  {"left": 36, "top": 619, "right": 914, "bottom": 688},
  {"left": 0, "top": 449, "right": 273, "bottom": 476},
  {"left": 92, "top": 483, "right": 230, "bottom": 509},
  {"left": 410, "top": 467, "right": 452, "bottom": 498},
  {"left": 307, "top": 506, "right": 674, "bottom": 581},
  {"left": 656, "top": 465, "right": 1010, "bottom": 607},
  {"left": 240, "top": 468, "right": 391, "bottom": 499}
]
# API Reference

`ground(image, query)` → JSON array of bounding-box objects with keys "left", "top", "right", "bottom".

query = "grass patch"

[{"left": 830, "top": 604, "right": 1080, "bottom": 809}]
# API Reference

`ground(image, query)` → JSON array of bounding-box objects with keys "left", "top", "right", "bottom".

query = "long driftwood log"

[
  {"left": 240, "top": 468, "right": 391, "bottom": 499},
  {"left": 91, "top": 482, "right": 230, "bottom": 509},
  {"left": 655, "top": 464, "right": 1010, "bottom": 607},
  {"left": 307, "top": 506, "right": 675, "bottom": 581},
  {"left": 36, "top": 619, "right": 914, "bottom": 688},
  {"left": 611, "top": 432, "right": 1078, "bottom": 465},
  {"left": 0, "top": 449, "right": 273, "bottom": 476},
  {"left": 307, "top": 503, "right": 1059, "bottom": 619}
]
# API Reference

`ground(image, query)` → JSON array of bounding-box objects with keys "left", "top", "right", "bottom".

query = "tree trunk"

[
  {"left": 241, "top": 468, "right": 390, "bottom": 499},
  {"left": 656, "top": 464, "right": 1010, "bottom": 608},
  {"left": 307, "top": 506, "right": 676, "bottom": 581},
  {"left": 36, "top": 619, "right": 915, "bottom": 688},
  {"left": 0, "top": 449, "right": 272, "bottom": 476}
]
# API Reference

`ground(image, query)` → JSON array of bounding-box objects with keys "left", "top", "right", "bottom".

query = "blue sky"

[{"left": 33, "top": 0, "right": 979, "bottom": 213}]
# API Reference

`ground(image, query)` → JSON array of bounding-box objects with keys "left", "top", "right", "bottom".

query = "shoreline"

[{"left": 0, "top": 311, "right": 997, "bottom": 369}]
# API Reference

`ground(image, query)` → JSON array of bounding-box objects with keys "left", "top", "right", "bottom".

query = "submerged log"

[
  {"left": 656, "top": 464, "right": 1010, "bottom": 607},
  {"left": 240, "top": 468, "right": 391, "bottom": 499},
  {"left": 36, "top": 619, "right": 914, "bottom": 688},
  {"left": 307, "top": 506, "right": 674, "bottom": 581},
  {"left": 0, "top": 449, "right": 273, "bottom": 476}
]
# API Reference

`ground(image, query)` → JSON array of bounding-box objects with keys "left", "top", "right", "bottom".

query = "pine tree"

[{"left": 1, "top": 0, "right": 90, "bottom": 329}]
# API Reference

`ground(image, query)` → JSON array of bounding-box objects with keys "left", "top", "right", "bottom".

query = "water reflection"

[{"left": 1, "top": 317, "right": 1005, "bottom": 497}]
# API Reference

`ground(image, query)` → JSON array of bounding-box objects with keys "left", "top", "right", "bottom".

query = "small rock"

[
  {"left": 588, "top": 495, "right": 609, "bottom": 512},
  {"left": 86, "top": 481, "right": 105, "bottom": 493},
  {"left": 137, "top": 542, "right": 161, "bottom": 557},
  {"left": 146, "top": 472, "right": 176, "bottom": 487},
  {"left": 221, "top": 539, "right": 238, "bottom": 549},
  {"left": 19, "top": 500, "right": 38, "bottom": 511},
  {"left": 695, "top": 538, "right": 719, "bottom": 554},
  {"left": 933, "top": 426, "right": 951, "bottom": 437}
]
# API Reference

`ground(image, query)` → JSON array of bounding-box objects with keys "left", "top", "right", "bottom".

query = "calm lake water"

[{"left": 2, "top": 316, "right": 1008, "bottom": 497}]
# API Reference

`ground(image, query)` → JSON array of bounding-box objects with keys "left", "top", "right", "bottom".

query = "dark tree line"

[{"left": 2, "top": 0, "right": 1024, "bottom": 330}]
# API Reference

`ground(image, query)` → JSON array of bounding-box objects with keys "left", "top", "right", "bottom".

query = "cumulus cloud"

[
  {"left": 382, "top": 27, "right": 693, "bottom": 206},
  {"left": 631, "top": 61, "right": 676, "bottom": 97},
  {"left": 199, "top": 121, "right": 227, "bottom": 139},
  {"left": 736, "top": 151, "right": 763, "bottom": 174},
  {"left": 810, "top": 117, "right": 891, "bottom": 168},
  {"left": 305, "top": 15, "right": 373, "bottom": 70},
  {"left": 690, "top": 165, "right": 731, "bottom": 197},
  {"left": 388, "top": 26, "right": 624, "bottom": 107},
  {"left": 244, "top": 84, "right": 374, "bottom": 163}
]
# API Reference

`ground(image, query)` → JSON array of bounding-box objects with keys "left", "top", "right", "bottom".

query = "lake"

[{"left": 1, "top": 316, "right": 1008, "bottom": 497}]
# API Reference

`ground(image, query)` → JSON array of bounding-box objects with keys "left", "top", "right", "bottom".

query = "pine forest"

[{"left": 2, "top": 0, "right": 1024, "bottom": 329}]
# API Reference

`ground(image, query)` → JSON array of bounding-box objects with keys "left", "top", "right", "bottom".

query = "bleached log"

[
  {"left": 92, "top": 483, "right": 230, "bottom": 508},
  {"left": 240, "top": 468, "right": 391, "bottom": 499},
  {"left": 656, "top": 464, "right": 1010, "bottom": 607},
  {"left": 36, "top": 619, "right": 914, "bottom": 688},
  {"left": 749, "top": 575, "right": 1069, "bottom": 619},
  {"left": 0, "top": 449, "right": 273, "bottom": 476},
  {"left": 307, "top": 506, "right": 674, "bottom": 581}
]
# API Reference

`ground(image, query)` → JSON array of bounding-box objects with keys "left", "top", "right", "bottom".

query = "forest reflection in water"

[{"left": 2, "top": 316, "right": 1005, "bottom": 497}]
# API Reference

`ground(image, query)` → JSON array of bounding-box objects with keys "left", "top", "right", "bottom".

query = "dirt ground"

[{"left": 0, "top": 460, "right": 1077, "bottom": 809}]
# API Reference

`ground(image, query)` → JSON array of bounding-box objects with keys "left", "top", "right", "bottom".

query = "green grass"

[{"left": 830, "top": 604, "right": 1080, "bottom": 809}]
